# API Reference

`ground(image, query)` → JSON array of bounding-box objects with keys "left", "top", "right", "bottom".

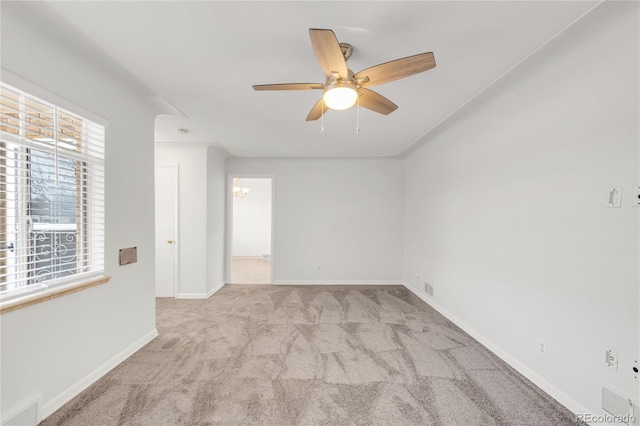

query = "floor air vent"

[{"left": 5, "top": 395, "right": 40, "bottom": 426}]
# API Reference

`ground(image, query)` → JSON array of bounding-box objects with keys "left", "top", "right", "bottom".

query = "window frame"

[{"left": 0, "top": 71, "right": 110, "bottom": 312}]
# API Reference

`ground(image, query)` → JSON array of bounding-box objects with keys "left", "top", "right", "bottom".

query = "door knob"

[{"left": 167, "top": 240, "right": 174, "bottom": 244}]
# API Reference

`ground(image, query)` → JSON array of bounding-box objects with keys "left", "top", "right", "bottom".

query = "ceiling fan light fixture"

[
  {"left": 323, "top": 82, "right": 358, "bottom": 110},
  {"left": 253, "top": 29, "right": 435, "bottom": 121}
]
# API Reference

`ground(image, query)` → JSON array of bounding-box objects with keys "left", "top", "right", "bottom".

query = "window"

[{"left": 0, "top": 82, "right": 105, "bottom": 301}]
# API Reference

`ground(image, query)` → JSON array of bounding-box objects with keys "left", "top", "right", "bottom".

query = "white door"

[{"left": 155, "top": 164, "right": 178, "bottom": 297}]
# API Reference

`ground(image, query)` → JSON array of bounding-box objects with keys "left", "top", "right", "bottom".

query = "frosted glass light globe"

[{"left": 323, "top": 84, "right": 357, "bottom": 110}]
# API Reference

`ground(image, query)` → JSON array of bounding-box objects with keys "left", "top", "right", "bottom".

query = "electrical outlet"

[
  {"left": 606, "top": 349, "right": 618, "bottom": 370},
  {"left": 632, "top": 360, "right": 638, "bottom": 379},
  {"left": 538, "top": 339, "right": 547, "bottom": 357},
  {"left": 607, "top": 187, "right": 622, "bottom": 208}
]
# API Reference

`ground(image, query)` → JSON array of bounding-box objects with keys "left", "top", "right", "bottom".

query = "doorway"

[
  {"left": 155, "top": 164, "right": 178, "bottom": 297},
  {"left": 229, "top": 176, "right": 273, "bottom": 284}
]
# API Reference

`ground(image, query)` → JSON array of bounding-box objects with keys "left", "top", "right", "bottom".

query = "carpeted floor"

[{"left": 42, "top": 285, "right": 582, "bottom": 425}]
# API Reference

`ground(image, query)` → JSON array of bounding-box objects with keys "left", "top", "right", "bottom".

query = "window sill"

[{"left": 0, "top": 275, "right": 111, "bottom": 315}]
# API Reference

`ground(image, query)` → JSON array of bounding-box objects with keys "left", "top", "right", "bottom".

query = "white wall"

[
  {"left": 232, "top": 178, "right": 272, "bottom": 257},
  {"left": 1, "top": 3, "right": 160, "bottom": 423},
  {"left": 207, "top": 146, "right": 226, "bottom": 293},
  {"left": 403, "top": 1, "right": 638, "bottom": 418},
  {"left": 226, "top": 157, "right": 404, "bottom": 283}
]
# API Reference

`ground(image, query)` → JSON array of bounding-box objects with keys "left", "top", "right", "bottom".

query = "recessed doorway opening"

[{"left": 229, "top": 176, "right": 273, "bottom": 284}]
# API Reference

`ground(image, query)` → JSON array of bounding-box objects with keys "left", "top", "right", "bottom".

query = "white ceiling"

[{"left": 40, "top": 1, "right": 598, "bottom": 157}]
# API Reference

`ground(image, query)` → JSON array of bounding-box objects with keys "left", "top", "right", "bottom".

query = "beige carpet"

[{"left": 42, "top": 285, "right": 583, "bottom": 425}]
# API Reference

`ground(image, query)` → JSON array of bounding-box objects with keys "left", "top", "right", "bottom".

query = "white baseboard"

[
  {"left": 273, "top": 280, "right": 403, "bottom": 286},
  {"left": 176, "top": 281, "right": 224, "bottom": 299},
  {"left": 175, "top": 293, "right": 205, "bottom": 299},
  {"left": 207, "top": 281, "right": 225, "bottom": 297},
  {"left": 401, "top": 281, "right": 591, "bottom": 419},
  {"left": 39, "top": 328, "right": 158, "bottom": 423}
]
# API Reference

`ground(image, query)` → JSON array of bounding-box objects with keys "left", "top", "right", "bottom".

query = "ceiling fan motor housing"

[{"left": 325, "top": 69, "right": 356, "bottom": 87}]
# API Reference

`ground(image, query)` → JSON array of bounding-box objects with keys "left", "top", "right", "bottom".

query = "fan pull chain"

[
  {"left": 321, "top": 101, "right": 325, "bottom": 133},
  {"left": 356, "top": 94, "right": 360, "bottom": 134}
]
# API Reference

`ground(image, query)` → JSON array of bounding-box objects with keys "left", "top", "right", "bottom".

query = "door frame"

[
  {"left": 225, "top": 174, "right": 275, "bottom": 284},
  {"left": 155, "top": 163, "right": 180, "bottom": 297}
]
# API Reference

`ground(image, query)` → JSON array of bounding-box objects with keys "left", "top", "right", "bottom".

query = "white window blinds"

[{"left": 0, "top": 82, "right": 105, "bottom": 296}]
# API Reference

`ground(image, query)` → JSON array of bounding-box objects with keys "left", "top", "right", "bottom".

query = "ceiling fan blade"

[
  {"left": 309, "top": 29, "right": 348, "bottom": 79},
  {"left": 358, "top": 88, "right": 398, "bottom": 115},
  {"left": 306, "top": 98, "right": 327, "bottom": 121},
  {"left": 355, "top": 52, "right": 436, "bottom": 88},
  {"left": 253, "top": 83, "right": 324, "bottom": 91}
]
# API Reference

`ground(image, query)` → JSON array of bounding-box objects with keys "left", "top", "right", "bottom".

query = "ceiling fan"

[{"left": 253, "top": 28, "right": 436, "bottom": 121}]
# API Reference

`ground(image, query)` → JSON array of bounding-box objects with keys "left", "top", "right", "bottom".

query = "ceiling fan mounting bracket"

[{"left": 339, "top": 43, "right": 353, "bottom": 61}]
